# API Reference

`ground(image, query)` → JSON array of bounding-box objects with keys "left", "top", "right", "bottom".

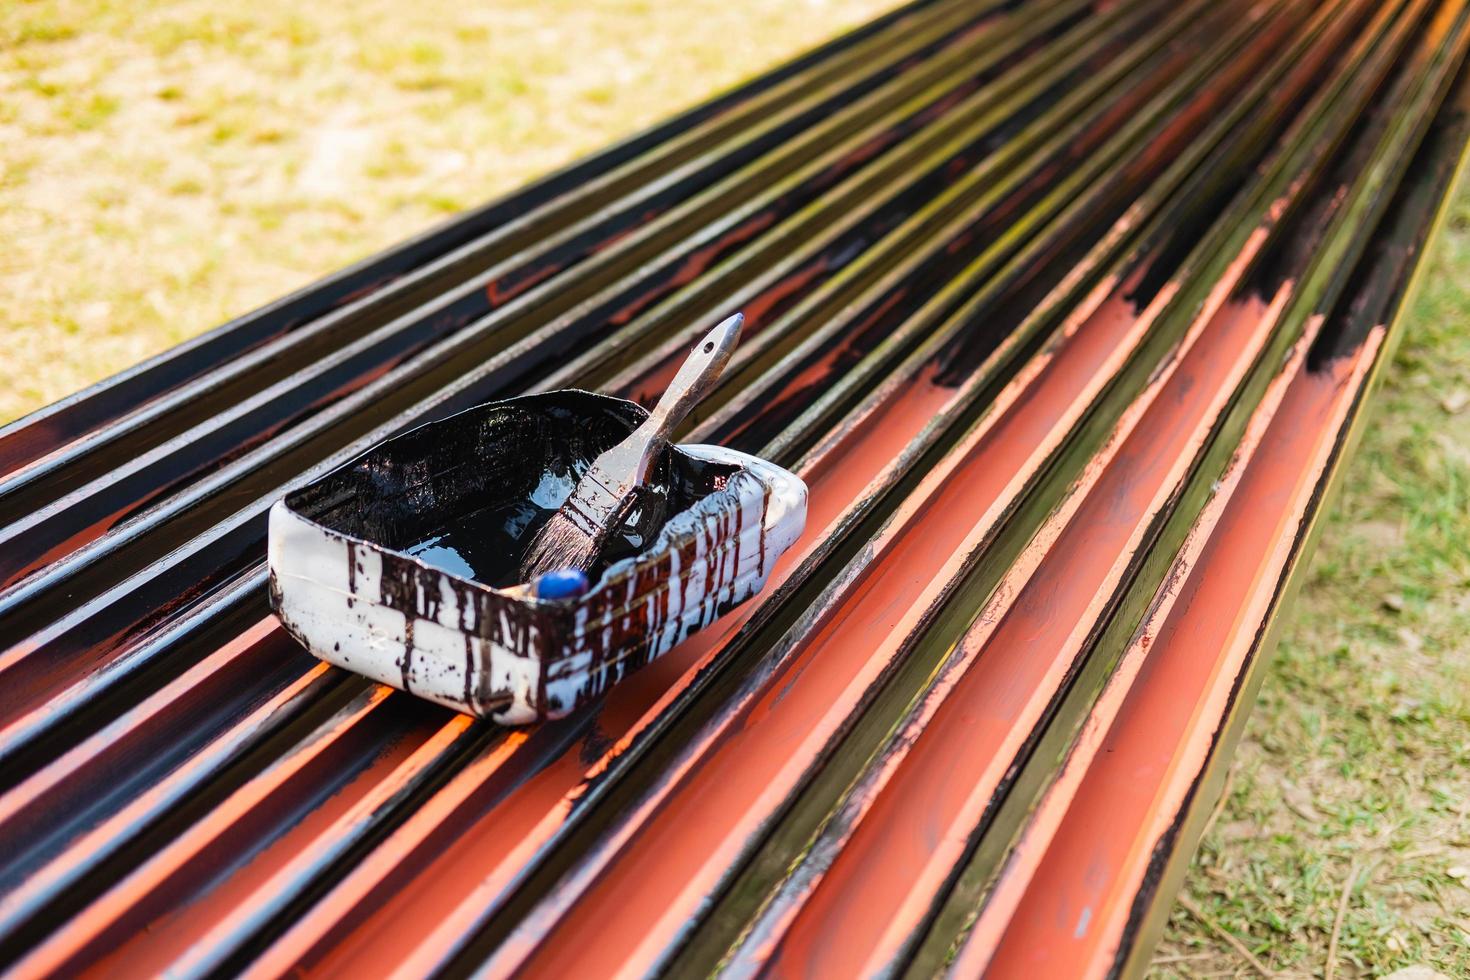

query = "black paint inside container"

[{"left": 285, "top": 391, "right": 737, "bottom": 589}]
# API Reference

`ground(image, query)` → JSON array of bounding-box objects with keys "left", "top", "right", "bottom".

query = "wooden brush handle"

[{"left": 641, "top": 312, "right": 744, "bottom": 443}]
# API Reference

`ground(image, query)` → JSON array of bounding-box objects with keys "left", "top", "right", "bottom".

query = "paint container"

[{"left": 267, "top": 390, "right": 807, "bottom": 724}]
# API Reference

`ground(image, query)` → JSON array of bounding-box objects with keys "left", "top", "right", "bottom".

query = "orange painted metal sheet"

[{"left": 0, "top": 0, "right": 1466, "bottom": 976}]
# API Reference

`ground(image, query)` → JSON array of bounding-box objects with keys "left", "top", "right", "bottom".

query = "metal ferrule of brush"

[{"left": 559, "top": 468, "right": 629, "bottom": 538}]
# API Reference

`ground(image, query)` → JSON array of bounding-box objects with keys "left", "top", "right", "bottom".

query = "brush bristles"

[{"left": 520, "top": 508, "right": 607, "bottom": 582}]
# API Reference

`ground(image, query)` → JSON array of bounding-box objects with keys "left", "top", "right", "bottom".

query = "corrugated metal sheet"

[{"left": 0, "top": 0, "right": 1465, "bottom": 974}]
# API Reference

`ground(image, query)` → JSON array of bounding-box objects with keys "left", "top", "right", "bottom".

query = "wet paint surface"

[{"left": 313, "top": 391, "right": 700, "bottom": 589}]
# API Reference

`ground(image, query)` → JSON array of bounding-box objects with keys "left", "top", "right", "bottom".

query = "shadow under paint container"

[{"left": 267, "top": 390, "right": 807, "bottom": 724}]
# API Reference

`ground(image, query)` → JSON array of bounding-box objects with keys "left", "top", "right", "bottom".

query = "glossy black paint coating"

[{"left": 288, "top": 391, "right": 733, "bottom": 589}]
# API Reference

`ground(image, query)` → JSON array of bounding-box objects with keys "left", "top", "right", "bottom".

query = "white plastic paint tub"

[{"left": 267, "top": 391, "right": 806, "bottom": 724}]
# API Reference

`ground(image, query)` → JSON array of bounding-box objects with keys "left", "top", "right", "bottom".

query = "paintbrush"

[{"left": 519, "top": 312, "right": 744, "bottom": 584}]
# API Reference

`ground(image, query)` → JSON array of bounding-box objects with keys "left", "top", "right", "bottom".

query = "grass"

[
  {"left": 0, "top": 0, "right": 900, "bottom": 421},
  {"left": 3, "top": 2, "right": 1468, "bottom": 976}
]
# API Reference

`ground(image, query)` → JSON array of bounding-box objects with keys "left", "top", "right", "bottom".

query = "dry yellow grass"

[{"left": 0, "top": 0, "right": 901, "bottom": 422}]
